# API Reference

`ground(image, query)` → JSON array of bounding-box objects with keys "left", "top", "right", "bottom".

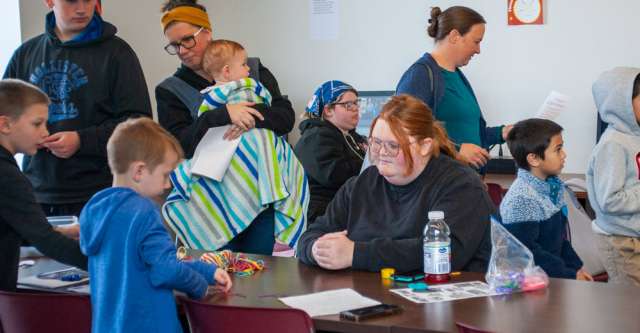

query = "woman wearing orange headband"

[{"left": 156, "top": 0, "right": 295, "bottom": 157}]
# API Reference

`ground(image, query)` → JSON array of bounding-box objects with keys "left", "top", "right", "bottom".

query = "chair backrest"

[
  {"left": 181, "top": 297, "right": 314, "bottom": 333},
  {"left": 563, "top": 185, "right": 606, "bottom": 275},
  {"left": 485, "top": 182, "right": 506, "bottom": 208},
  {"left": 456, "top": 321, "right": 494, "bottom": 333},
  {"left": 0, "top": 291, "right": 91, "bottom": 333}
]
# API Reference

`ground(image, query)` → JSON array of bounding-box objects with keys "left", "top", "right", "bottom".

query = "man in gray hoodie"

[{"left": 587, "top": 67, "right": 640, "bottom": 286}]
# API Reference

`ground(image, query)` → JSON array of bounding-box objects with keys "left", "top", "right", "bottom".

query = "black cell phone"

[
  {"left": 391, "top": 270, "right": 425, "bottom": 282},
  {"left": 340, "top": 304, "right": 402, "bottom": 321}
]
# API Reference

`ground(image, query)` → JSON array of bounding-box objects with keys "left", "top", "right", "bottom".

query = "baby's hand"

[{"left": 213, "top": 268, "right": 232, "bottom": 292}]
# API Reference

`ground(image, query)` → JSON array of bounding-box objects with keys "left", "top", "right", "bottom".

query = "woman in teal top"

[{"left": 397, "top": 6, "right": 512, "bottom": 170}]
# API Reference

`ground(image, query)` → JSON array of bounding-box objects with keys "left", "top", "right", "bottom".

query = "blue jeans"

[{"left": 220, "top": 206, "right": 275, "bottom": 255}]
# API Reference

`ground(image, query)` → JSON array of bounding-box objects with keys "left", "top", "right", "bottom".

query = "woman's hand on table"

[{"left": 312, "top": 230, "right": 354, "bottom": 270}]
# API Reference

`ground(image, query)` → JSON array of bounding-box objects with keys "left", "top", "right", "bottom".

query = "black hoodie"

[
  {"left": 0, "top": 145, "right": 87, "bottom": 291},
  {"left": 3, "top": 13, "right": 151, "bottom": 204},
  {"left": 294, "top": 118, "right": 367, "bottom": 222}
]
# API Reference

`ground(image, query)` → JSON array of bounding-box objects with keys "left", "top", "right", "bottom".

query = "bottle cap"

[{"left": 428, "top": 211, "right": 444, "bottom": 220}]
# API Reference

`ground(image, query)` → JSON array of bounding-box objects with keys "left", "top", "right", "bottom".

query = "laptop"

[{"left": 356, "top": 91, "right": 395, "bottom": 136}]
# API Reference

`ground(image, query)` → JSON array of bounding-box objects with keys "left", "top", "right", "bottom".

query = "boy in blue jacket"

[
  {"left": 500, "top": 118, "right": 592, "bottom": 280},
  {"left": 79, "top": 118, "right": 231, "bottom": 333}
]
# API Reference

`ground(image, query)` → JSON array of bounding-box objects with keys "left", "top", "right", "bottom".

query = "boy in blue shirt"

[
  {"left": 500, "top": 118, "right": 592, "bottom": 280},
  {"left": 79, "top": 118, "right": 231, "bottom": 333}
]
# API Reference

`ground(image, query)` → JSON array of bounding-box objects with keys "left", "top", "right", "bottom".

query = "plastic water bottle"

[{"left": 423, "top": 211, "right": 451, "bottom": 283}]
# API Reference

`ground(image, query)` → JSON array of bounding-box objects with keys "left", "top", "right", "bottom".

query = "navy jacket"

[
  {"left": 500, "top": 169, "right": 583, "bottom": 279},
  {"left": 396, "top": 52, "right": 503, "bottom": 150}
]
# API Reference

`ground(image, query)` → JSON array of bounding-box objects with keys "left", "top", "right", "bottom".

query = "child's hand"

[
  {"left": 227, "top": 102, "right": 263, "bottom": 131},
  {"left": 55, "top": 223, "right": 80, "bottom": 240},
  {"left": 42, "top": 131, "right": 81, "bottom": 158},
  {"left": 223, "top": 125, "right": 245, "bottom": 140},
  {"left": 576, "top": 268, "right": 594, "bottom": 281},
  {"left": 213, "top": 268, "right": 232, "bottom": 292}
]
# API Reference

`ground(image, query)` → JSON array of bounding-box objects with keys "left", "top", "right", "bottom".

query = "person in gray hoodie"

[{"left": 587, "top": 67, "right": 640, "bottom": 286}]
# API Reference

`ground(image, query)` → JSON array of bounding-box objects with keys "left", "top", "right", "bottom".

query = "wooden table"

[
  {"left": 19, "top": 255, "right": 640, "bottom": 333},
  {"left": 200, "top": 255, "right": 640, "bottom": 333}
]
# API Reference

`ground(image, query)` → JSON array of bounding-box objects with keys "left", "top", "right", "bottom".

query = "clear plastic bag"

[{"left": 485, "top": 218, "right": 549, "bottom": 294}]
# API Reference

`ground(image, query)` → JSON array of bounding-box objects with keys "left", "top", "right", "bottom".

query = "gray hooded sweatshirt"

[{"left": 587, "top": 67, "right": 640, "bottom": 237}]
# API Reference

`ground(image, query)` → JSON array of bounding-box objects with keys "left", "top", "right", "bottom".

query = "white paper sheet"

[
  {"left": 309, "top": 0, "right": 339, "bottom": 40},
  {"left": 279, "top": 288, "right": 380, "bottom": 317},
  {"left": 535, "top": 91, "right": 570, "bottom": 120},
  {"left": 390, "top": 281, "right": 499, "bottom": 304},
  {"left": 191, "top": 126, "right": 241, "bottom": 181},
  {"left": 66, "top": 284, "right": 91, "bottom": 294}
]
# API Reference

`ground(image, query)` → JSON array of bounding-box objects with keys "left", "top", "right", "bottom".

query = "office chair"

[
  {"left": 181, "top": 297, "right": 314, "bottom": 333},
  {"left": 456, "top": 321, "right": 494, "bottom": 333}
]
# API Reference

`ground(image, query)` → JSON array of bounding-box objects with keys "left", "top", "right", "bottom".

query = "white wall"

[
  {"left": 0, "top": 0, "right": 21, "bottom": 72},
  {"left": 16, "top": 0, "right": 640, "bottom": 173}
]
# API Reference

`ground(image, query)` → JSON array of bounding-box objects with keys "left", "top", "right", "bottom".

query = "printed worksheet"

[{"left": 390, "top": 281, "right": 499, "bottom": 304}]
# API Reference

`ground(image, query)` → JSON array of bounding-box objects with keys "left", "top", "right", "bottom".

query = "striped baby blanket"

[
  {"left": 198, "top": 78, "right": 272, "bottom": 116},
  {"left": 162, "top": 129, "right": 308, "bottom": 250}
]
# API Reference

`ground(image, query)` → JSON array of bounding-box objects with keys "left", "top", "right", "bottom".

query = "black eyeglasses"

[
  {"left": 164, "top": 27, "right": 204, "bottom": 55},
  {"left": 331, "top": 98, "right": 362, "bottom": 111}
]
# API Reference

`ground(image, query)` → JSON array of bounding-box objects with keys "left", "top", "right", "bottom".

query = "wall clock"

[{"left": 508, "top": 0, "right": 544, "bottom": 25}]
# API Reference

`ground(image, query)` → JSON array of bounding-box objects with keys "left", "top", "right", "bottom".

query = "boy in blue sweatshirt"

[
  {"left": 500, "top": 118, "right": 592, "bottom": 280},
  {"left": 588, "top": 67, "right": 640, "bottom": 286},
  {"left": 79, "top": 118, "right": 231, "bottom": 333}
]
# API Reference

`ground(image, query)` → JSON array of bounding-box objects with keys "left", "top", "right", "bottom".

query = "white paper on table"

[
  {"left": 390, "top": 281, "right": 499, "bottom": 304},
  {"left": 66, "top": 284, "right": 91, "bottom": 294},
  {"left": 309, "top": 0, "right": 339, "bottom": 40},
  {"left": 279, "top": 288, "right": 380, "bottom": 317},
  {"left": 18, "top": 267, "right": 89, "bottom": 289},
  {"left": 191, "top": 126, "right": 241, "bottom": 181},
  {"left": 535, "top": 91, "right": 570, "bottom": 120}
]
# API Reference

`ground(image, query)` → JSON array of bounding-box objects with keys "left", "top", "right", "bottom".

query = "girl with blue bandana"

[
  {"left": 500, "top": 119, "right": 592, "bottom": 280},
  {"left": 294, "top": 80, "right": 367, "bottom": 223}
]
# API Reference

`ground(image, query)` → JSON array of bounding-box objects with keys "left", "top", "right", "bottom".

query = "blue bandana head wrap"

[{"left": 305, "top": 80, "right": 356, "bottom": 117}]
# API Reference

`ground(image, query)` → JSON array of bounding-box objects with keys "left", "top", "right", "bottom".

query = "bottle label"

[{"left": 423, "top": 242, "right": 451, "bottom": 274}]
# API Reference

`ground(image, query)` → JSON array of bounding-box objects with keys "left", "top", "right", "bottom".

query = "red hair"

[{"left": 369, "top": 94, "right": 460, "bottom": 175}]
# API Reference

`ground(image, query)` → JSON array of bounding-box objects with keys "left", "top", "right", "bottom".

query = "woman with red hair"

[{"left": 297, "top": 95, "right": 494, "bottom": 273}]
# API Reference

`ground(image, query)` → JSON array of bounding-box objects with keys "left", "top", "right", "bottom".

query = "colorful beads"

[{"left": 199, "top": 250, "right": 265, "bottom": 276}]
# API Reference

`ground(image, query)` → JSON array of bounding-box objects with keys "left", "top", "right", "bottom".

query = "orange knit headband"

[{"left": 161, "top": 6, "right": 211, "bottom": 32}]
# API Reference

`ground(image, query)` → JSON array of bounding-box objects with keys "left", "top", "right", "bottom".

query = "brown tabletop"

[
  {"left": 20, "top": 255, "right": 640, "bottom": 333},
  {"left": 192, "top": 255, "right": 639, "bottom": 333}
]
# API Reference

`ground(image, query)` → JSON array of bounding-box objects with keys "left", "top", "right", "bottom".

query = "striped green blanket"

[{"left": 162, "top": 129, "right": 308, "bottom": 250}]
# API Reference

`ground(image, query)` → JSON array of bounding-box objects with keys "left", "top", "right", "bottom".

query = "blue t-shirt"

[{"left": 437, "top": 69, "right": 483, "bottom": 146}]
